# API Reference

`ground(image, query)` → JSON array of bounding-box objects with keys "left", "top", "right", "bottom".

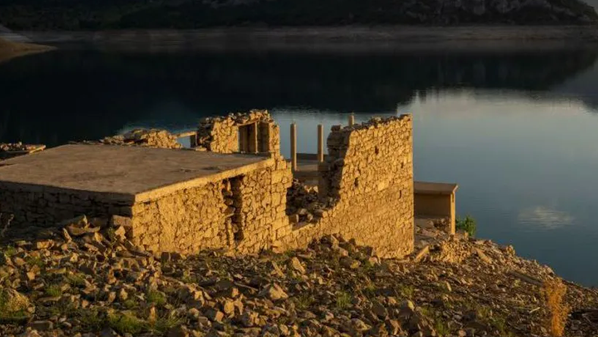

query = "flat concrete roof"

[
  {"left": 0, "top": 145, "right": 273, "bottom": 203},
  {"left": 414, "top": 181, "right": 458, "bottom": 195}
]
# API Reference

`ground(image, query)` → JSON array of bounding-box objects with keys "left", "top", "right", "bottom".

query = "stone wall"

[
  {"left": 0, "top": 184, "right": 133, "bottom": 228},
  {"left": 127, "top": 157, "right": 293, "bottom": 255},
  {"left": 278, "top": 115, "right": 414, "bottom": 258},
  {"left": 196, "top": 110, "right": 280, "bottom": 155}
]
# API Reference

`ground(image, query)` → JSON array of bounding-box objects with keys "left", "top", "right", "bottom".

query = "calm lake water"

[{"left": 2, "top": 46, "right": 598, "bottom": 285}]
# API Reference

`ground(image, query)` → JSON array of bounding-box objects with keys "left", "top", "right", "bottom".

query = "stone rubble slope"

[{"left": 0, "top": 216, "right": 598, "bottom": 337}]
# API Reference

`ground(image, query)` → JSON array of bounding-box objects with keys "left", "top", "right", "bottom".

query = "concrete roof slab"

[{"left": 0, "top": 145, "right": 272, "bottom": 201}]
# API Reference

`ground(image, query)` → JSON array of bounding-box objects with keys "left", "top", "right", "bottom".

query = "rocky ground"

[{"left": 1, "top": 215, "right": 598, "bottom": 337}]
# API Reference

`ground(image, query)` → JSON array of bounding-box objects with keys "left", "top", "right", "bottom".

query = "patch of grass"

[
  {"left": 434, "top": 319, "right": 450, "bottom": 335},
  {"left": 477, "top": 305, "right": 492, "bottom": 319},
  {"left": 44, "top": 285, "right": 63, "bottom": 298},
  {"left": 77, "top": 309, "right": 106, "bottom": 331},
  {"left": 490, "top": 315, "right": 517, "bottom": 337},
  {"left": 46, "top": 301, "right": 77, "bottom": 318},
  {"left": 398, "top": 284, "right": 415, "bottom": 299},
  {"left": 105, "top": 227, "right": 116, "bottom": 242},
  {"left": 107, "top": 311, "right": 148, "bottom": 335},
  {"left": 25, "top": 256, "right": 44, "bottom": 268},
  {"left": 1, "top": 246, "right": 17, "bottom": 258},
  {"left": 123, "top": 298, "right": 139, "bottom": 310},
  {"left": 146, "top": 290, "right": 167, "bottom": 307},
  {"left": 419, "top": 306, "right": 433, "bottom": 318},
  {"left": 0, "top": 287, "right": 30, "bottom": 323},
  {"left": 456, "top": 215, "right": 477, "bottom": 237},
  {"left": 542, "top": 278, "right": 569, "bottom": 337},
  {"left": 180, "top": 273, "right": 197, "bottom": 284},
  {"left": 363, "top": 283, "right": 377, "bottom": 298},
  {"left": 294, "top": 293, "right": 314, "bottom": 310},
  {"left": 65, "top": 273, "right": 86, "bottom": 287},
  {"left": 335, "top": 291, "right": 352, "bottom": 310},
  {"left": 362, "top": 259, "right": 376, "bottom": 273},
  {"left": 151, "top": 315, "right": 185, "bottom": 334}
]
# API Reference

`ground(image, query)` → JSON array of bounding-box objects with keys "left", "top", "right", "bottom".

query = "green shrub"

[{"left": 456, "top": 215, "right": 477, "bottom": 237}]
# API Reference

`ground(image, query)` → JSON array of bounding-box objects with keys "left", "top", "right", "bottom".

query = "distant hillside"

[{"left": 0, "top": 0, "right": 597, "bottom": 30}]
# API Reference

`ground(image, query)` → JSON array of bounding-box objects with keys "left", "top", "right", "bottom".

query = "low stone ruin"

[{"left": 0, "top": 112, "right": 414, "bottom": 259}]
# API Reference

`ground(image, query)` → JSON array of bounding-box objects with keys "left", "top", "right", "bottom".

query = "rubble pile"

[
  {"left": 0, "top": 143, "right": 46, "bottom": 160},
  {"left": 79, "top": 129, "right": 183, "bottom": 149},
  {"left": 285, "top": 180, "right": 332, "bottom": 226},
  {"left": 0, "top": 217, "right": 598, "bottom": 337}
]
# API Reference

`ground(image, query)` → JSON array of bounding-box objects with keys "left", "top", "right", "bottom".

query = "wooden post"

[
  {"left": 317, "top": 124, "right": 324, "bottom": 163},
  {"left": 290, "top": 123, "right": 297, "bottom": 172},
  {"left": 348, "top": 113, "right": 355, "bottom": 127}
]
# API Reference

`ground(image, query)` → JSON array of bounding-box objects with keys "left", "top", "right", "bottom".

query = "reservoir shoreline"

[{"left": 5, "top": 25, "right": 598, "bottom": 52}]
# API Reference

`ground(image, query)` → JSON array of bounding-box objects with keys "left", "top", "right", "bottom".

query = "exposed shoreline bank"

[
  {"left": 6, "top": 26, "right": 598, "bottom": 52},
  {"left": 0, "top": 38, "right": 55, "bottom": 63}
]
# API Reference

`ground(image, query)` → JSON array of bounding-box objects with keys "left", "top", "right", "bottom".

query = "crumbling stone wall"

[
  {"left": 278, "top": 115, "right": 414, "bottom": 258},
  {"left": 196, "top": 110, "right": 280, "bottom": 155},
  {"left": 0, "top": 114, "right": 414, "bottom": 258}
]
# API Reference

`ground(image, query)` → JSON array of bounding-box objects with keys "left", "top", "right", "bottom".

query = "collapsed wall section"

[{"left": 279, "top": 115, "right": 414, "bottom": 258}]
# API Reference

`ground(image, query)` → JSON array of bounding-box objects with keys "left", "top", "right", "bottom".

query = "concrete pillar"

[
  {"left": 450, "top": 193, "right": 456, "bottom": 235},
  {"left": 348, "top": 113, "right": 355, "bottom": 127},
  {"left": 189, "top": 134, "right": 197, "bottom": 148},
  {"left": 317, "top": 124, "right": 324, "bottom": 163},
  {"left": 250, "top": 122, "right": 259, "bottom": 153},
  {"left": 290, "top": 123, "right": 297, "bottom": 172}
]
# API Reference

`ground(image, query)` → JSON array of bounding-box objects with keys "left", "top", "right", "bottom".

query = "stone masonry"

[
  {"left": 278, "top": 115, "right": 414, "bottom": 257},
  {"left": 0, "top": 113, "right": 414, "bottom": 258},
  {"left": 196, "top": 110, "right": 281, "bottom": 155},
  {"left": 129, "top": 156, "right": 293, "bottom": 254}
]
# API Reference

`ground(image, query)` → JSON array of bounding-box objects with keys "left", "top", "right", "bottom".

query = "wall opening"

[{"left": 238, "top": 123, "right": 258, "bottom": 153}]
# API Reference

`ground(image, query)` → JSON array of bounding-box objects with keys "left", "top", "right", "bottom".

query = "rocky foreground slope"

[{"left": 1, "top": 215, "right": 598, "bottom": 337}]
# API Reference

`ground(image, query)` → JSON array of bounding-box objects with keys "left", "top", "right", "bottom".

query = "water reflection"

[
  {"left": 1, "top": 47, "right": 598, "bottom": 146},
  {"left": 518, "top": 206, "right": 576, "bottom": 230}
]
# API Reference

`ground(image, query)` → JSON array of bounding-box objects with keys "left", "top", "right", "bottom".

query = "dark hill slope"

[{"left": 0, "top": 0, "right": 597, "bottom": 30}]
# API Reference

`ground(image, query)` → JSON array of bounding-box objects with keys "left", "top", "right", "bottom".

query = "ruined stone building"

[{"left": 0, "top": 111, "right": 456, "bottom": 258}]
